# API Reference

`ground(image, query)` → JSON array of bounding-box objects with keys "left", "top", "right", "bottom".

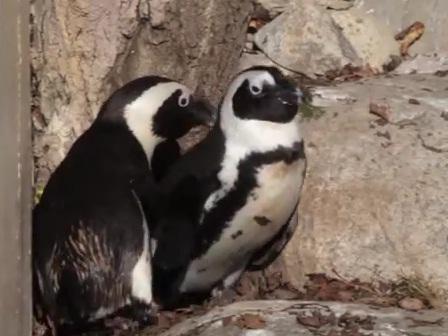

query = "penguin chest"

[{"left": 181, "top": 159, "right": 304, "bottom": 292}]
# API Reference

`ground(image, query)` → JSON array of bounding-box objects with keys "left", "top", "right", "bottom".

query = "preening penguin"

[
  {"left": 153, "top": 66, "right": 306, "bottom": 305},
  {"left": 33, "top": 76, "right": 213, "bottom": 330}
]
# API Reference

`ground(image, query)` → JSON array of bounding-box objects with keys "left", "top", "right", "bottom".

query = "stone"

[
  {"left": 281, "top": 74, "right": 448, "bottom": 306},
  {"left": 394, "top": 54, "right": 448, "bottom": 75},
  {"left": 355, "top": 0, "right": 448, "bottom": 55},
  {"left": 254, "top": 1, "right": 359, "bottom": 78},
  {"left": 31, "top": 0, "right": 252, "bottom": 190},
  {"left": 254, "top": 1, "right": 399, "bottom": 78},
  {"left": 331, "top": 8, "right": 399, "bottom": 71},
  {"left": 142, "top": 300, "right": 448, "bottom": 336},
  {"left": 253, "top": 0, "right": 293, "bottom": 18}
]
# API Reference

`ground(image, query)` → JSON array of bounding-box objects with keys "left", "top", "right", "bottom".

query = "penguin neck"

[
  {"left": 219, "top": 111, "right": 302, "bottom": 156},
  {"left": 130, "top": 131, "right": 160, "bottom": 163},
  {"left": 123, "top": 106, "right": 162, "bottom": 164},
  {"left": 214, "top": 112, "right": 301, "bottom": 192}
]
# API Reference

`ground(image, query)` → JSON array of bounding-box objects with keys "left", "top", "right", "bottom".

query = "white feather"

[{"left": 123, "top": 82, "right": 191, "bottom": 161}]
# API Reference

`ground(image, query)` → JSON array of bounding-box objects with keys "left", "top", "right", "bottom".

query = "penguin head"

[
  {"left": 222, "top": 66, "right": 302, "bottom": 124},
  {"left": 220, "top": 66, "right": 303, "bottom": 150},
  {"left": 97, "top": 76, "right": 214, "bottom": 155}
]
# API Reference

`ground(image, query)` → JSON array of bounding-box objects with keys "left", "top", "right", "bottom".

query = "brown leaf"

[
  {"left": 407, "top": 317, "right": 444, "bottom": 327},
  {"left": 235, "top": 313, "right": 266, "bottom": 330},
  {"left": 408, "top": 98, "right": 420, "bottom": 105},
  {"left": 337, "top": 290, "right": 355, "bottom": 302},
  {"left": 399, "top": 297, "right": 425, "bottom": 311},
  {"left": 395, "top": 21, "right": 425, "bottom": 56},
  {"left": 296, "top": 311, "right": 335, "bottom": 328},
  {"left": 369, "top": 102, "right": 391, "bottom": 122},
  {"left": 327, "top": 329, "right": 341, "bottom": 336}
]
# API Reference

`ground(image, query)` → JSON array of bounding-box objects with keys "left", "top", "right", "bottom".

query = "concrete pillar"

[{"left": 0, "top": 0, "right": 32, "bottom": 335}]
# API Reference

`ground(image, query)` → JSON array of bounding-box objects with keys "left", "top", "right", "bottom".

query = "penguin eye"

[
  {"left": 249, "top": 85, "right": 262, "bottom": 95},
  {"left": 178, "top": 96, "right": 189, "bottom": 107}
]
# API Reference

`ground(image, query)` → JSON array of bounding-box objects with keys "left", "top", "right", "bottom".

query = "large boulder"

[
  {"left": 282, "top": 73, "right": 448, "bottom": 306},
  {"left": 31, "top": 0, "right": 252, "bottom": 189},
  {"left": 254, "top": 0, "right": 399, "bottom": 78},
  {"left": 144, "top": 300, "right": 448, "bottom": 336}
]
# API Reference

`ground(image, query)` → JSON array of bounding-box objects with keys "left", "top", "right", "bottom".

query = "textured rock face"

[
  {"left": 146, "top": 300, "right": 448, "bottom": 336},
  {"left": 254, "top": 1, "right": 359, "bottom": 77},
  {"left": 355, "top": 0, "right": 448, "bottom": 55},
  {"left": 282, "top": 73, "right": 448, "bottom": 305},
  {"left": 254, "top": 0, "right": 399, "bottom": 78},
  {"left": 31, "top": 0, "right": 252, "bottom": 189}
]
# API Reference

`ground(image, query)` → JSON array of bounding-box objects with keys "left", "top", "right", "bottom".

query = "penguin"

[
  {"left": 152, "top": 66, "right": 306, "bottom": 306},
  {"left": 32, "top": 76, "right": 213, "bottom": 332}
]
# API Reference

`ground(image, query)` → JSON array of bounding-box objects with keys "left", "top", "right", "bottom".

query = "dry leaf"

[
  {"left": 235, "top": 313, "right": 266, "bottom": 329},
  {"left": 399, "top": 297, "right": 424, "bottom": 311},
  {"left": 369, "top": 102, "right": 391, "bottom": 122},
  {"left": 395, "top": 21, "right": 425, "bottom": 56}
]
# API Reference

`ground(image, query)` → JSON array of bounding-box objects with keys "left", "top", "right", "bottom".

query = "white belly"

[{"left": 180, "top": 159, "right": 304, "bottom": 292}]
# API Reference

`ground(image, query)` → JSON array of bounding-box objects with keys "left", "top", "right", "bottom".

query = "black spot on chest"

[
  {"left": 231, "top": 230, "right": 243, "bottom": 239},
  {"left": 195, "top": 140, "right": 305, "bottom": 258},
  {"left": 254, "top": 216, "right": 271, "bottom": 226}
]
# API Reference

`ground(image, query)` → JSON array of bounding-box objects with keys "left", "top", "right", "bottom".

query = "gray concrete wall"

[{"left": 0, "top": 0, "right": 32, "bottom": 335}]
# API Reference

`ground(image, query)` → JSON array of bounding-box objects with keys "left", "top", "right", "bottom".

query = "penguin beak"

[
  {"left": 276, "top": 88, "right": 303, "bottom": 106},
  {"left": 190, "top": 99, "right": 217, "bottom": 127}
]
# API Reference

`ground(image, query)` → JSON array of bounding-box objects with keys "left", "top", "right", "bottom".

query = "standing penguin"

[
  {"left": 153, "top": 66, "right": 306, "bottom": 305},
  {"left": 33, "top": 76, "right": 213, "bottom": 331}
]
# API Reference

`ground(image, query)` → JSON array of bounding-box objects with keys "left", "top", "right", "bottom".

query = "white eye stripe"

[
  {"left": 250, "top": 85, "right": 262, "bottom": 95},
  {"left": 178, "top": 91, "right": 190, "bottom": 107}
]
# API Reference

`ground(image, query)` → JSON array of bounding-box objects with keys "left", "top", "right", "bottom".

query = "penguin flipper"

[
  {"left": 151, "top": 140, "right": 181, "bottom": 182},
  {"left": 247, "top": 207, "right": 299, "bottom": 271},
  {"left": 152, "top": 175, "right": 202, "bottom": 271}
]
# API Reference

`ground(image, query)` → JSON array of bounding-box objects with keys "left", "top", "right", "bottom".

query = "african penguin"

[
  {"left": 33, "top": 76, "right": 213, "bottom": 331},
  {"left": 152, "top": 66, "right": 306, "bottom": 306}
]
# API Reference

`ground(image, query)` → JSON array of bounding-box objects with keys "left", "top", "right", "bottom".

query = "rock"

[
  {"left": 331, "top": 8, "right": 399, "bottom": 71},
  {"left": 254, "top": 1, "right": 359, "bottom": 78},
  {"left": 281, "top": 74, "right": 448, "bottom": 306},
  {"left": 253, "top": 0, "right": 293, "bottom": 18},
  {"left": 254, "top": 1, "right": 399, "bottom": 78},
  {"left": 355, "top": 0, "right": 448, "bottom": 55},
  {"left": 394, "top": 54, "right": 448, "bottom": 75},
  {"left": 141, "top": 300, "right": 448, "bottom": 336},
  {"left": 31, "top": 0, "right": 252, "bottom": 189},
  {"left": 316, "top": 0, "right": 355, "bottom": 10}
]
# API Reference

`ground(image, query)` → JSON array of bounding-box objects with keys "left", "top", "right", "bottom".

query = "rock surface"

[
  {"left": 281, "top": 73, "right": 448, "bottom": 306},
  {"left": 142, "top": 300, "right": 448, "bottom": 335},
  {"left": 355, "top": 0, "right": 448, "bottom": 55},
  {"left": 31, "top": 0, "right": 252, "bottom": 189},
  {"left": 254, "top": 0, "right": 399, "bottom": 78}
]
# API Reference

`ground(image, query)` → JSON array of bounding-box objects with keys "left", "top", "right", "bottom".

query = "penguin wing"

[
  {"left": 247, "top": 207, "right": 299, "bottom": 271},
  {"left": 151, "top": 127, "right": 225, "bottom": 271}
]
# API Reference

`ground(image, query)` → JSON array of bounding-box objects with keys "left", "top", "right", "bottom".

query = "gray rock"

[
  {"left": 394, "top": 54, "right": 448, "bottom": 75},
  {"left": 254, "top": 1, "right": 399, "bottom": 78},
  {"left": 253, "top": 0, "right": 292, "bottom": 17},
  {"left": 254, "top": 1, "right": 358, "bottom": 77},
  {"left": 281, "top": 74, "right": 448, "bottom": 306},
  {"left": 31, "top": 0, "right": 252, "bottom": 190},
  {"left": 355, "top": 0, "right": 448, "bottom": 55},
  {"left": 142, "top": 300, "right": 448, "bottom": 336}
]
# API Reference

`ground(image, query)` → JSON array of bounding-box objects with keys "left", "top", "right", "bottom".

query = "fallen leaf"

[
  {"left": 434, "top": 70, "right": 448, "bottom": 77},
  {"left": 369, "top": 102, "right": 391, "bottom": 122},
  {"left": 407, "top": 317, "right": 444, "bottom": 327},
  {"left": 395, "top": 21, "right": 425, "bottom": 56},
  {"left": 296, "top": 311, "right": 336, "bottom": 328},
  {"left": 399, "top": 297, "right": 425, "bottom": 311},
  {"left": 235, "top": 313, "right": 266, "bottom": 329}
]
